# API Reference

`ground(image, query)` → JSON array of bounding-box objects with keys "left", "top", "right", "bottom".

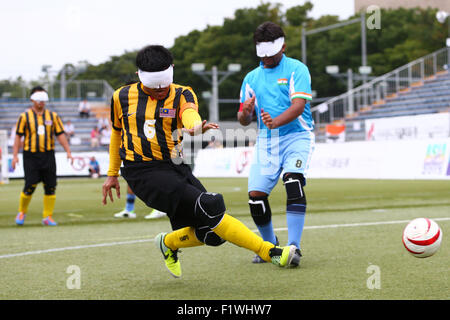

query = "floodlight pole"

[
  {"left": 360, "top": 11, "right": 369, "bottom": 106},
  {"left": 59, "top": 63, "right": 87, "bottom": 101},
  {"left": 211, "top": 66, "right": 219, "bottom": 124},
  {"left": 361, "top": 11, "right": 367, "bottom": 75},
  {"left": 436, "top": 11, "right": 450, "bottom": 65},
  {"left": 327, "top": 67, "right": 378, "bottom": 115},
  {"left": 301, "top": 14, "right": 367, "bottom": 72},
  {"left": 301, "top": 22, "right": 307, "bottom": 65},
  {"left": 347, "top": 68, "right": 354, "bottom": 114},
  {"left": 192, "top": 65, "right": 240, "bottom": 122},
  {"left": 302, "top": 12, "right": 369, "bottom": 107},
  {"left": 60, "top": 67, "right": 67, "bottom": 101}
]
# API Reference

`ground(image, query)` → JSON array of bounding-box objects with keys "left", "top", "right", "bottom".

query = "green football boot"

[
  {"left": 269, "top": 245, "right": 301, "bottom": 267},
  {"left": 155, "top": 232, "right": 182, "bottom": 278}
]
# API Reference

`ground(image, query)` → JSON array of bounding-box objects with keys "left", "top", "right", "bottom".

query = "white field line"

[
  {"left": 1, "top": 217, "right": 449, "bottom": 260},
  {"left": 276, "top": 217, "right": 450, "bottom": 232}
]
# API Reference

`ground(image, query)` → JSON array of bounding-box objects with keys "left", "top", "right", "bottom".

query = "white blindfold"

[
  {"left": 256, "top": 37, "right": 285, "bottom": 57},
  {"left": 138, "top": 65, "right": 173, "bottom": 89},
  {"left": 30, "top": 91, "right": 49, "bottom": 102}
]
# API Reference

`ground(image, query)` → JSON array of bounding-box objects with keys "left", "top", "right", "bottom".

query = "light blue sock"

[
  {"left": 125, "top": 193, "right": 136, "bottom": 212},
  {"left": 286, "top": 203, "right": 306, "bottom": 249},
  {"left": 256, "top": 221, "right": 277, "bottom": 245}
]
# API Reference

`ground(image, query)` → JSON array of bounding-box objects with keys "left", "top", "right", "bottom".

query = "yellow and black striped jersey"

[
  {"left": 110, "top": 82, "right": 198, "bottom": 162},
  {"left": 15, "top": 108, "right": 65, "bottom": 153}
]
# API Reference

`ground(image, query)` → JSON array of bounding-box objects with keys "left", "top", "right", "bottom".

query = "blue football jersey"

[{"left": 239, "top": 54, "right": 314, "bottom": 137}]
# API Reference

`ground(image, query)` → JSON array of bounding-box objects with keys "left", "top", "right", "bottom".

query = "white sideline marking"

[
  {"left": 0, "top": 239, "right": 152, "bottom": 259},
  {"left": 0, "top": 217, "right": 449, "bottom": 260}
]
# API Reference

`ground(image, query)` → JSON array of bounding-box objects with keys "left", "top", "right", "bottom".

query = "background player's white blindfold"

[
  {"left": 256, "top": 37, "right": 284, "bottom": 57},
  {"left": 30, "top": 91, "right": 49, "bottom": 102},
  {"left": 138, "top": 65, "right": 173, "bottom": 89}
]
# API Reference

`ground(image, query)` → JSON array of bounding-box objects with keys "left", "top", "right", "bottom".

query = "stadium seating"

[
  {"left": 341, "top": 70, "right": 450, "bottom": 142},
  {"left": 349, "top": 71, "right": 450, "bottom": 121},
  {"left": 0, "top": 101, "right": 109, "bottom": 152}
]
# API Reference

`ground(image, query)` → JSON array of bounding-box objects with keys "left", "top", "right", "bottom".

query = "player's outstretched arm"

[
  {"left": 182, "top": 120, "right": 219, "bottom": 136},
  {"left": 181, "top": 108, "right": 219, "bottom": 136}
]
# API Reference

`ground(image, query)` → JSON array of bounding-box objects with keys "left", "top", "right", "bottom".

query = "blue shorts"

[{"left": 248, "top": 131, "right": 315, "bottom": 194}]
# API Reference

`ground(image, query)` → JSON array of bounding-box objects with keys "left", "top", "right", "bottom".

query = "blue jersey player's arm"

[
  {"left": 261, "top": 64, "right": 312, "bottom": 129},
  {"left": 260, "top": 98, "right": 305, "bottom": 129},
  {"left": 238, "top": 96, "right": 255, "bottom": 126},
  {"left": 237, "top": 75, "right": 256, "bottom": 126}
]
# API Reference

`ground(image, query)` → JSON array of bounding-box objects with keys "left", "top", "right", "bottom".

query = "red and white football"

[{"left": 402, "top": 218, "right": 442, "bottom": 258}]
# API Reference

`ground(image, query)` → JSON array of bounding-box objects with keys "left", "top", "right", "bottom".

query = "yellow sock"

[
  {"left": 18, "top": 192, "right": 32, "bottom": 213},
  {"left": 43, "top": 195, "right": 56, "bottom": 219},
  {"left": 164, "top": 227, "right": 204, "bottom": 250},
  {"left": 212, "top": 213, "right": 274, "bottom": 262}
]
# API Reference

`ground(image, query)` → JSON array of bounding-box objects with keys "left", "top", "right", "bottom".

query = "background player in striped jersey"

[
  {"left": 12, "top": 86, "right": 73, "bottom": 226},
  {"left": 238, "top": 22, "right": 315, "bottom": 265}
]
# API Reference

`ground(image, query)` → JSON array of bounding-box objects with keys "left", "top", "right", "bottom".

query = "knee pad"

[
  {"left": 248, "top": 195, "right": 272, "bottom": 226},
  {"left": 43, "top": 184, "right": 56, "bottom": 196},
  {"left": 23, "top": 184, "right": 37, "bottom": 196},
  {"left": 194, "top": 192, "right": 226, "bottom": 228},
  {"left": 195, "top": 226, "right": 226, "bottom": 247},
  {"left": 282, "top": 173, "right": 306, "bottom": 205}
]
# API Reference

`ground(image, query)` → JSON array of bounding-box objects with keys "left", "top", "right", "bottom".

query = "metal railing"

[
  {"left": 46, "top": 80, "right": 114, "bottom": 101},
  {"left": 0, "top": 80, "right": 114, "bottom": 102},
  {"left": 312, "top": 47, "right": 450, "bottom": 126}
]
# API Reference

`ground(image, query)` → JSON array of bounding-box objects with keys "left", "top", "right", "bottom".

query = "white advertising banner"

[
  {"left": 7, "top": 152, "right": 110, "bottom": 178},
  {"left": 193, "top": 147, "right": 254, "bottom": 178},
  {"left": 8, "top": 138, "right": 450, "bottom": 180},
  {"left": 365, "top": 113, "right": 450, "bottom": 141},
  {"left": 308, "top": 139, "right": 450, "bottom": 179},
  {"left": 193, "top": 139, "right": 450, "bottom": 180}
]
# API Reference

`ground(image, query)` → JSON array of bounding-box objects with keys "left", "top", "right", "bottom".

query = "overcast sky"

[{"left": 0, "top": 0, "right": 354, "bottom": 81}]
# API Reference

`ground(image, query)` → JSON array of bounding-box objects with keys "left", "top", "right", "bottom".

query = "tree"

[
  {"left": 285, "top": 1, "right": 313, "bottom": 26},
  {"left": 54, "top": 4, "right": 448, "bottom": 120},
  {"left": 0, "top": 77, "right": 29, "bottom": 99}
]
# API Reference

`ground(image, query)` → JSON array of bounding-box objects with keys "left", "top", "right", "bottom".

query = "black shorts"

[
  {"left": 23, "top": 151, "right": 57, "bottom": 189},
  {"left": 121, "top": 160, "right": 207, "bottom": 230}
]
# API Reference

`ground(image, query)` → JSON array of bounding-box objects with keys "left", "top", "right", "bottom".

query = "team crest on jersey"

[
  {"left": 45, "top": 120, "right": 53, "bottom": 126},
  {"left": 159, "top": 108, "right": 176, "bottom": 118},
  {"left": 277, "top": 78, "right": 288, "bottom": 85}
]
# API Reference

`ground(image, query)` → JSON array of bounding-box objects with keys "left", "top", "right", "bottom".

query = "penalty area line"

[{"left": 0, "top": 217, "right": 449, "bottom": 260}]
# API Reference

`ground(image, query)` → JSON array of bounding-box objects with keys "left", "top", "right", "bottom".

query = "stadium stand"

[
  {"left": 350, "top": 71, "right": 450, "bottom": 120},
  {"left": 313, "top": 47, "right": 450, "bottom": 142},
  {"left": 0, "top": 100, "right": 110, "bottom": 152},
  {"left": 0, "top": 79, "right": 114, "bottom": 153},
  {"left": 344, "top": 70, "right": 450, "bottom": 141}
]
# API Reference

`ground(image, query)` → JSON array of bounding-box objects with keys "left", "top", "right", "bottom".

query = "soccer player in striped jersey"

[
  {"left": 238, "top": 22, "right": 315, "bottom": 265},
  {"left": 102, "top": 45, "right": 301, "bottom": 278},
  {"left": 12, "top": 86, "right": 73, "bottom": 226}
]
